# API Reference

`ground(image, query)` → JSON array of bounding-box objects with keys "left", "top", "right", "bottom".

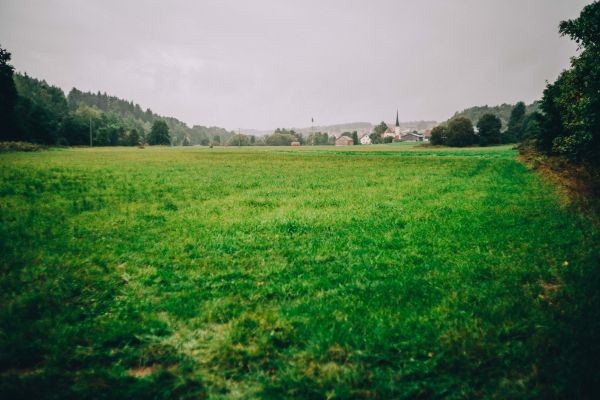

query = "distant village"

[
  {"left": 341, "top": 111, "right": 433, "bottom": 146},
  {"left": 228, "top": 111, "right": 434, "bottom": 147}
]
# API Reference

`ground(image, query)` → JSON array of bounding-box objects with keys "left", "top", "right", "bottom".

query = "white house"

[{"left": 360, "top": 134, "right": 372, "bottom": 145}]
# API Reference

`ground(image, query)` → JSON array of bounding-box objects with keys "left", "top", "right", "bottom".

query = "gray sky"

[{"left": 0, "top": 0, "right": 592, "bottom": 130}]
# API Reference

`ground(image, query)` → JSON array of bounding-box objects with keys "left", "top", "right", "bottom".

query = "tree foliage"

[
  {"left": 227, "top": 134, "right": 251, "bottom": 146},
  {"left": 265, "top": 128, "right": 303, "bottom": 146},
  {"left": 0, "top": 46, "right": 235, "bottom": 147},
  {"left": 0, "top": 45, "right": 18, "bottom": 141},
  {"left": 306, "top": 132, "right": 329, "bottom": 145},
  {"left": 446, "top": 117, "right": 476, "bottom": 147},
  {"left": 430, "top": 125, "right": 447, "bottom": 145},
  {"left": 147, "top": 120, "right": 170, "bottom": 145},
  {"left": 450, "top": 102, "right": 540, "bottom": 130},
  {"left": 477, "top": 114, "right": 502, "bottom": 146},
  {"left": 370, "top": 121, "right": 388, "bottom": 144},
  {"left": 534, "top": 1, "right": 600, "bottom": 165},
  {"left": 504, "top": 102, "right": 526, "bottom": 143}
]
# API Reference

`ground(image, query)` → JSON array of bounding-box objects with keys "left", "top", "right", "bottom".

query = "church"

[{"left": 382, "top": 111, "right": 423, "bottom": 142}]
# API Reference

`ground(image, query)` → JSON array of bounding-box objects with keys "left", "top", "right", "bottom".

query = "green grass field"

[{"left": 1, "top": 145, "right": 599, "bottom": 399}]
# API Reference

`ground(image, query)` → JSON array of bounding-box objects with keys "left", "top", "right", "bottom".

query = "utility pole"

[{"left": 89, "top": 115, "right": 93, "bottom": 147}]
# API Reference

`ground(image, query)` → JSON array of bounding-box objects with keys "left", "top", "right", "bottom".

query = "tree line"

[
  {"left": 429, "top": 101, "right": 541, "bottom": 147},
  {"left": 0, "top": 54, "right": 236, "bottom": 146},
  {"left": 432, "top": 1, "right": 600, "bottom": 166}
]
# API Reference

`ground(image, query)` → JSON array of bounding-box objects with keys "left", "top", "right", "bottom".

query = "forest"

[{"left": 0, "top": 69, "right": 235, "bottom": 147}]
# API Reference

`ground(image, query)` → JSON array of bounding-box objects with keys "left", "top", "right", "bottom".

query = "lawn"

[{"left": 1, "top": 145, "right": 598, "bottom": 399}]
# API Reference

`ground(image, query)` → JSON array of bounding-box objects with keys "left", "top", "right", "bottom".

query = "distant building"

[
  {"left": 291, "top": 141, "right": 301, "bottom": 146},
  {"left": 360, "top": 134, "right": 372, "bottom": 145},
  {"left": 400, "top": 132, "right": 423, "bottom": 141},
  {"left": 382, "top": 111, "right": 424, "bottom": 141},
  {"left": 335, "top": 136, "right": 354, "bottom": 146},
  {"left": 383, "top": 111, "right": 402, "bottom": 139},
  {"left": 423, "top": 129, "right": 432, "bottom": 141}
]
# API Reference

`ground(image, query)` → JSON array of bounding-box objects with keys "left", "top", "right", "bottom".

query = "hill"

[
  {"left": 447, "top": 102, "right": 540, "bottom": 129},
  {"left": 9, "top": 72, "right": 234, "bottom": 146},
  {"left": 66, "top": 87, "right": 234, "bottom": 145}
]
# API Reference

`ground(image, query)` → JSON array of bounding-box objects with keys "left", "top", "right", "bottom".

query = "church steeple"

[{"left": 394, "top": 110, "right": 401, "bottom": 138}]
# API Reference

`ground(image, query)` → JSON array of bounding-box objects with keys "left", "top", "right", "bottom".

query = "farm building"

[
  {"left": 335, "top": 136, "right": 354, "bottom": 146},
  {"left": 400, "top": 132, "right": 424, "bottom": 141},
  {"left": 360, "top": 134, "right": 372, "bottom": 145},
  {"left": 291, "top": 141, "right": 301, "bottom": 146}
]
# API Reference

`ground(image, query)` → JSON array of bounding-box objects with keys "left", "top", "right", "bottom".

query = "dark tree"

[
  {"left": 446, "top": 117, "right": 476, "bottom": 147},
  {"left": 126, "top": 128, "right": 141, "bottom": 146},
  {"left": 505, "top": 101, "right": 526, "bottom": 143},
  {"left": 522, "top": 112, "right": 544, "bottom": 141},
  {"left": 147, "top": 120, "right": 170, "bottom": 145},
  {"left": 0, "top": 46, "right": 18, "bottom": 140},
  {"left": 352, "top": 131, "right": 359, "bottom": 145},
  {"left": 534, "top": 1, "right": 600, "bottom": 164},
  {"left": 538, "top": 78, "right": 564, "bottom": 152},
  {"left": 477, "top": 114, "right": 502, "bottom": 146},
  {"left": 430, "top": 125, "right": 447, "bottom": 145}
]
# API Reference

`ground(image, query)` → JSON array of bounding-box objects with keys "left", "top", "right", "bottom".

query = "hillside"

[
  {"left": 66, "top": 87, "right": 235, "bottom": 145},
  {"left": 10, "top": 73, "right": 235, "bottom": 146},
  {"left": 448, "top": 102, "right": 540, "bottom": 129}
]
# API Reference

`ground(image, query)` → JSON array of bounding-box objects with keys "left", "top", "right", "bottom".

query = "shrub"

[
  {"left": 477, "top": 114, "right": 502, "bottom": 146},
  {"left": 446, "top": 117, "right": 476, "bottom": 147},
  {"left": 430, "top": 125, "right": 447, "bottom": 145}
]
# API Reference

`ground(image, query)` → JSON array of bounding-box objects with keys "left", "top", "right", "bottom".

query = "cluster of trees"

[
  {"left": 306, "top": 132, "right": 330, "bottom": 145},
  {"left": 449, "top": 102, "right": 540, "bottom": 130},
  {"left": 531, "top": 1, "right": 600, "bottom": 166},
  {"left": 431, "top": 101, "right": 543, "bottom": 147},
  {"left": 0, "top": 46, "right": 234, "bottom": 146},
  {"left": 212, "top": 129, "right": 341, "bottom": 147},
  {"left": 436, "top": 2, "right": 600, "bottom": 163},
  {"left": 264, "top": 128, "right": 304, "bottom": 146},
  {"left": 369, "top": 122, "right": 389, "bottom": 144}
]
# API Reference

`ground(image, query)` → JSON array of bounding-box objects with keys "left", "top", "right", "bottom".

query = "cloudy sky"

[{"left": 0, "top": 0, "right": 592, "bottom": 130}]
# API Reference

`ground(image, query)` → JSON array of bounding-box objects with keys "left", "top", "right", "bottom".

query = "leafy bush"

[
  {"left": 446, "top": 117, "right": 476, "bottom": 147},
  {"left": 430, "top": 125, "right": 447, "bottom": 145},
  {"left": 534, "top": 1, "right": 600, "bottom": 165},
  {"left": 477, "top": 114, "right": 502, "bottom": 146}
]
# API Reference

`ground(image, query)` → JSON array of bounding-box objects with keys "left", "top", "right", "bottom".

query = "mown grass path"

[{"left": 1, "top": 145, "right": 598, "bottom": 399}]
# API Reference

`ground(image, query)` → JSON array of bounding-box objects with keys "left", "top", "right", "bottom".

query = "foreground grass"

[{"left": 1, "top": 145, "right": 599, "bottom": 399}]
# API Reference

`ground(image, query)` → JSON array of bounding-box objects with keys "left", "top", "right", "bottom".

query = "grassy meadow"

[{"left": 1, "top": 144, "right": 599, "bottom": 399}]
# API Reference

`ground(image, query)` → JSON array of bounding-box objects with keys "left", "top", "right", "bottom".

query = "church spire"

[{"left": 395, "top": 110, "right": 399, "bottom": 127}]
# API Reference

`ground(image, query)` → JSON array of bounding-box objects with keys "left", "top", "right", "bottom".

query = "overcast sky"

[{"left": 0, "top": 0, "right": 592, "bottom": 130}]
